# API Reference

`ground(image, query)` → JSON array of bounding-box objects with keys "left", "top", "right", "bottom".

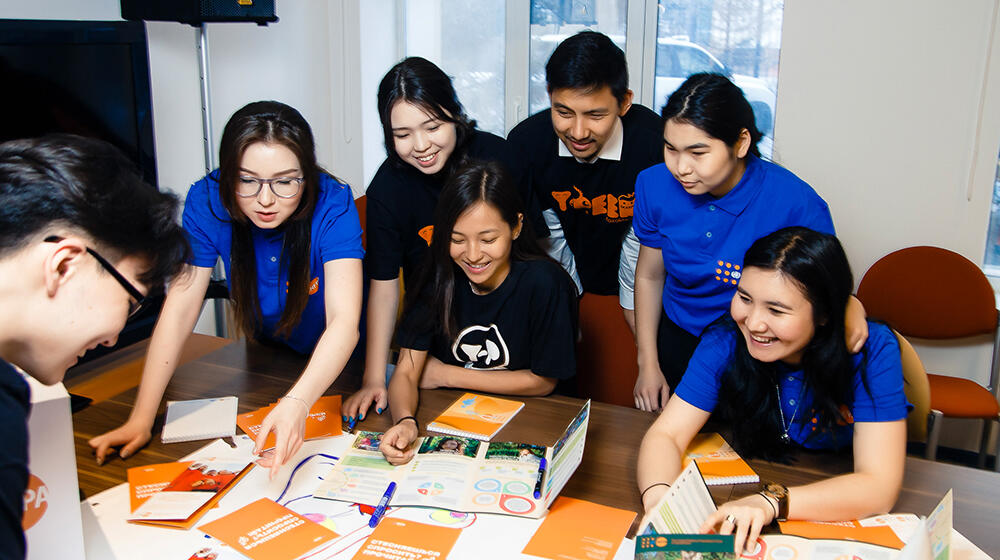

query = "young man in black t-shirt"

[
  {"left": 507, "top": 31, "right": 663, "bottom": 331},
  {"left": 0, "top": 135, "right": 187, "bottom": 560}
]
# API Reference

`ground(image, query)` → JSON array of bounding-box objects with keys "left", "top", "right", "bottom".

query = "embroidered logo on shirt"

[
  {"left": 550, "top": 187, "right": 634, "bottom": 223},
  {"left": 285, "top": 277, "right": 320, "bottom": 295},
  {"left": 714, "top": 261, "right": 742, "bottom": 284},
  {"left": 418, "top": 225, "right": 434, "bottom": 246},
  {"left": 452, "top": 323, "right": 510, "bottom": 370}
]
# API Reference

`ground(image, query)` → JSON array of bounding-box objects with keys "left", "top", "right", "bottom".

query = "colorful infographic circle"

[
  {"left": 502, "top": 481, "right": 531, "bottom": 496},
  {"left": 499, "top": 495, "right": 535, "bottom": 515},
  {"left": 417, "top": 482, "right": 445, "bottom": 496},
  {"left": 474, "top": 478, "right": 501, "bottom": 492}
]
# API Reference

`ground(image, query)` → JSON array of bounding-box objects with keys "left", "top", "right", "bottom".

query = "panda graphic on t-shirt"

[{"left": 452, "top": 324, "right": 510, "bottom": 370}]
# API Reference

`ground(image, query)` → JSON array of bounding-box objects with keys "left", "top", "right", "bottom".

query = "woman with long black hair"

[{"left": 637, "top": 227, "right": 909, "bottom": 553}]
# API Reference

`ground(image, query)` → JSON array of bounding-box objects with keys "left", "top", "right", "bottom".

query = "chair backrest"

[
  {"left": 857, "top": 246, "right": 997, "bottom": 339},
  {"left": 355, "top": 194, "right": 367, "bottom": 249},
  {"left": 894, "top": 331, "right": 930, "bottom": 441},
  {"left": 575, "top": 293, "right": 638, "bottom": 407}
]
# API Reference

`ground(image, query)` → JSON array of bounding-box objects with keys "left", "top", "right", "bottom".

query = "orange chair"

[
  {"left": 575, "top": 293, "right": 639, "bottom": 407},
  {"left": 355, "top": 194, "right": 367, "bottom": 249},
  {"left": 857, "top": 246, "right": 1000, "bottom": 471}
]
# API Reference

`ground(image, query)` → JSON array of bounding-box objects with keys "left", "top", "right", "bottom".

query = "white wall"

[{"left": 775, "top": 0, "right": 1000, "bottom": 451}]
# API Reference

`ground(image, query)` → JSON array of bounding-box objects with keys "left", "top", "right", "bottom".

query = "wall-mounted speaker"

[{"left": 121, "top": 0, "right": 277, "bottom": 26}]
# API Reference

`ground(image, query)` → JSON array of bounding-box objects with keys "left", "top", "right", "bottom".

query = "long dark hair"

[
  {"left": 405, "top": 160, "right": 558, "bottom": 340},
  {"left": 715, "top": 227, "right": 862, "bottom": 460},
  {"left": 217, "top": 100, "right": 323, "bottom": 340},
  {"left": 376, "top": 57, "right": 477, "bottom": 176},
  {"left": 661, "top": 72, "right": 762, "bottom": 158}
]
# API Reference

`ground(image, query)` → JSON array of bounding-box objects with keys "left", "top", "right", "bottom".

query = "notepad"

[
  {"left": 682, "top": 433, "right": 759, "bottom": 485},
  {"left": 161, "top": 396, "right": 238, "bottom": 444},
  {"left": 426, "top": 393, "right": 524, "bottom": 441}
]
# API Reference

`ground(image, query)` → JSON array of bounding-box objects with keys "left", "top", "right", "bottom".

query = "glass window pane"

[
  {"left": 983, "top": 154, "right": 1000, "bottom": 274},
  {"left": 529, "top": 0, "right": 629, "bottom": 115},
  {"left": 654, "top": 0, "right": 784, "bottom": 156},
  {"left": 406, "top": 0, "right": 506, "bottom": 136}
]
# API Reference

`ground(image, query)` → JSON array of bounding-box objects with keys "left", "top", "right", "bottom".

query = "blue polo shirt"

[
  {"left": 633, "top": 155, "right": 834, "bottom": 337},
  {"left": 182, "top": 171, "right": 364, "bottom": 354},
  {"left": 677, "top": 321, "right": 910, "bottom": 450}
]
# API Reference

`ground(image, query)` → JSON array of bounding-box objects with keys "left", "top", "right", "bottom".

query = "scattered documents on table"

[{"left": 161, "top": 396, "right": 237, "bottom": 443}]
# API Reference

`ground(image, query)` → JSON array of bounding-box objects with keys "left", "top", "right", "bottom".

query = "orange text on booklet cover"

[
  {"left": 199, "top": 498, "right": 338, "bottom": 560},
  {"left": 237, "top": 395, "right": 342, "bottom": 450}
]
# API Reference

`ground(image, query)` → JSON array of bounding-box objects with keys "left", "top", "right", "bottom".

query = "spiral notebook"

[
  {"left": 161, "top": 396, "right": 238, "bottom": 444},
  {"left": 426, "top": 393, "right": 524, "bottom": 441},
  {"left": 682, "top": 433, "right": 759, "bottom": 485}
]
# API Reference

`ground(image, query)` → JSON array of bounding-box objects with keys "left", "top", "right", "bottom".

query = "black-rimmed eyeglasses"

[
  {"left": 43, "top": 236, "right": 147, "bottom": 318},
  {"left": 236, "top": 176, "right": 304, "bottom": 199}
]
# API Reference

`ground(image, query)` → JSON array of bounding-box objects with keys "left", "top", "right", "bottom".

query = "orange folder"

[{"left": 522, "top": 497, "right": 636, "bottom": 560}]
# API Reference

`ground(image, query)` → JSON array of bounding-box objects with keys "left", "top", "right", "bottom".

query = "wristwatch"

[{"left": 760, "top": 481, "right": 789, "bottom": 521}]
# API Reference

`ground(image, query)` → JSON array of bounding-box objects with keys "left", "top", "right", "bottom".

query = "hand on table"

[
  {"left": 700, "top": 493, "right": 776, "bottom": 554},
  {"left": 634, "top": 366, "right": 670, "bottom": 412},
  {"left": 88, "top": 418, "right": 152, "bottom": 464},
  {"left": 253, "top": 397, "right": 308, "bottom": 479},
  {"left": 343, "top": 383, "right": 388, "bottom": 424},
  {"left": 379, "top": 420, "right": 418, "bottom": 466}
]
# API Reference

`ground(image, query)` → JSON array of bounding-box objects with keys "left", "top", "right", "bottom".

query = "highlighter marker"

[
  {"left": 369, "top": 481, "right": 397, "bottom": 528},
  {"left": 533, "top": 457, "right": 547, "bottom": 499}
]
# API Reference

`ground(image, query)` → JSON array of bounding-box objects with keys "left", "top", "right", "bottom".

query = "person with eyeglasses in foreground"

[
  {"left": 0, "top": 134, "right": 189, "bottom": 560},
  {"left": 637, "top": 227, "right": 908, "bottom": 555},
  {"left": 89, "top": 101, "right": 364, "bottom": 478}
]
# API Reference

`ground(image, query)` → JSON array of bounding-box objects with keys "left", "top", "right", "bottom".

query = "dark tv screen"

[{"left": 0, "top": 19, "right": 157, "bottom": 186}]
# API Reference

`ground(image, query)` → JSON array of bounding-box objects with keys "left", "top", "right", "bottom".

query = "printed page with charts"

[{"left": 314, "top": 400, "right": 590, "bottom": 519}]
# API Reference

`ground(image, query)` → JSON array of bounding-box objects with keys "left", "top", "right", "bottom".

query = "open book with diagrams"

[{"left": 313, "top": 400, "right": 590, "bottom": 519}]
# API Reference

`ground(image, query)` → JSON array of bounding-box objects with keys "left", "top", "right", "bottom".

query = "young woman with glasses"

[{"left": 89, "top": 101, "right": 364, "bottom": 477}]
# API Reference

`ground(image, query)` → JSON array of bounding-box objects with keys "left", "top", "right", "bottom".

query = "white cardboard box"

[{"left": 22, "top": 375, "right": 85, "bottom": 560}]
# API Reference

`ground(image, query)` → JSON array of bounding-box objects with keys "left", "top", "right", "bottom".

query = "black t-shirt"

[
  {"left": 507, "top": 105, "right": 663, "bottom": 295},
  {"left": 0, "top": 359, "right": 29, "bottom": 560},
  {"left": 397, "top": 259, "right": 577, "bottom": 381},
  {"left": 364, "top": 130, "right": 544, "bottom": 287}
]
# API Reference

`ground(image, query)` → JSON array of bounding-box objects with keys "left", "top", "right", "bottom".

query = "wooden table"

[{"left": 70, "top": 337, "right": 1000, "bottom": 558}]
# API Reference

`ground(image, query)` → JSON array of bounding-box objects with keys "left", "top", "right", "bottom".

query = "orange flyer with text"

[
  {"left": 127, "top": 461, "right": 193, "bottom": 512},
  {"left": 352, "top": 519, "right": 460, "bottom": 560},
  {"left": 522, "top": 496, "right": 635, "bottom": 560},
  {"left": 199, "top": 498, "right": 338, "bottom": 560},
  {"left": 237, "top": 395, "right": 342, "bottom": 450}
]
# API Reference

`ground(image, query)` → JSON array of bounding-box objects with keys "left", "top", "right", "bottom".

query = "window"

[
  {"left": 528, "top": 0, "right": 629, "bottom": 115},
  {"left": 653, "top": 0, "right": 784, "bottom": 155},
  {"left": 983, "top": 154, "right": 1000, "bottom": 274},
  {"left": 404, "top": 0, "right": 506, "bottom": 135}
]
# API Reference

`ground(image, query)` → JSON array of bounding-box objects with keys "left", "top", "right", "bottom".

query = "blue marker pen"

[
  {"left": 533, "top": 457, "right": 547, "bottom": 499},
  {"left": 348, "top": 416, "right": 357, "bottom": 432},
  {"left": 369, "top": 481, "right": 397, "bottom": 528}
]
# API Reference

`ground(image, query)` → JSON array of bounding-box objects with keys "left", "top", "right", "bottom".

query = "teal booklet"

[{"left": 635, "top": 534, "right": 735, "bottom": 559}]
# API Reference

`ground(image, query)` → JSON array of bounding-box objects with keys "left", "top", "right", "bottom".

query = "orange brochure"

[
  {"left": 426, "top": 392, "right": 524, "bottom": 440},
  {"left": 351, "top": 519, "right": 460, "bottom": 560},
  {"left": 127, "top": 461, "right": 193, "bottom": 512},
  {"left": 778, "top": 519, "right": 906, "bottom": 549},
  {"left": 129, "top": 460, "right": 254, "bottom": 530},
  {"left": 522, "top": 496, "right": 636, "bottom": 560},
  {"left": 199, "top": 498, "right": 338, "bottom": 560},
  {"left": 237, "top": 395, "right": 342, "bottom": 450},
  {"left": 682, "top": 433, "right": 759, "bottom": 485}
]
